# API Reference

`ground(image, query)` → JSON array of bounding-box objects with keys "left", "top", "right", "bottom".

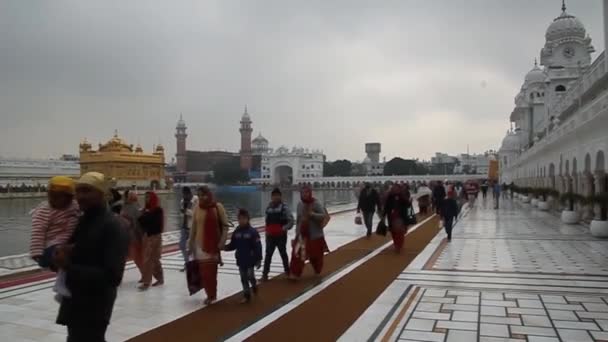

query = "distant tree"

[
  {"left": 324, "top": 160, "right": 352, "bottom": 177},
  {"left": 351, "top": 163, "right": 367, "bottom": 176},
  {"left": 383, "top": 158, "right": 419, "bottom": 175},
  {"left": 211, "top": 158, "right": 249, "bottom": 185}
]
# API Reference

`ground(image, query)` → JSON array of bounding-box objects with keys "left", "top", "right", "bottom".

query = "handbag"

[
  {"left": 406, "top": 206, "right": 417, "bottom": 225},
  {"left": 354, "top": 213, "right": 363, "bottom": 225},
  {"left": 375, "top": 220, "right": 388, "bottom": 236},
  {"left": 186, "top": 260, "right": 202, "bottom": 296}
]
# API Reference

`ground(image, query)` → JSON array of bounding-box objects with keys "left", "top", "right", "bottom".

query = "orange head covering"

[{"left": 48, "top": 176, "right": 75, "bottom": 195}]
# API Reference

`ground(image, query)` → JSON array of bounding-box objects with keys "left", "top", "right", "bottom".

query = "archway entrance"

[{"left": 274, "top": 165, "right": 293, "bottom": 186}]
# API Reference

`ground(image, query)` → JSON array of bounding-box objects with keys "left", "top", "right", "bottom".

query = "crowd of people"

[
  {"left": 27, "top": 171, "right": 509, "bottom": 341},
  {"left": 27, "top": 172, "right": 336, "bottom": 341}
]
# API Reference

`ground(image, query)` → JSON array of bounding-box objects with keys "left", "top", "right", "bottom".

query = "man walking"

[
  {"left": 262, "top": 188, "right": 294, "bottom": 281},
  {"left": 55, "top": 172, "right": 128, "bottom": 342},
  {"left": 493, "top": 181, "right": 501, "bottom": 209},
  {"left": 357, "top": 183, "right": 381, "bottom": 237}
]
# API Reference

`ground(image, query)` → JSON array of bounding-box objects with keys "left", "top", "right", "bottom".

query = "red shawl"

[
  {"left": 199, "top": 193, "right": 220, "bottom": 254},
  {"left": 145, "top": 191, "right": 164, "bottom": 231}
]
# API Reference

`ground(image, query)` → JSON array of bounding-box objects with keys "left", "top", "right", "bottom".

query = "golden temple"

[{"left": 79, "top": 130, "right": 166, "bottom": 189}]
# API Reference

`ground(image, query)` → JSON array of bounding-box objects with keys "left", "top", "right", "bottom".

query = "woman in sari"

[
  {"left": 121, "top": 191, "right": 144, "bottom": 280},
  {"left": 289, "top": 186, "right": 329, "bottom": 279},
  {"left": 189, "top": 186, "right": 229, "bottom": 305},
  {"left": 383, "top": 184, "right": 412, "bottom": 253}
]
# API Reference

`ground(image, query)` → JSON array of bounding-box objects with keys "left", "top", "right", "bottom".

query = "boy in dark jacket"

[
  {"left": 441, "top": 190, "right": 460, "bottom": 242},
  {"left": 225, "top": 209, "right": 262, "bottom": 303}
]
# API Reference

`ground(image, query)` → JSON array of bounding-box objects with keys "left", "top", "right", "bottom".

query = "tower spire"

[
  {"left": 179, "top": 112, "right": 183, "bottom": 120},
  {"left": 244, "top": 105, "right": 248, "bottom": 115},
  {"left": 534, "top": 58, "right": 538, "bottom": 67},
  {"left": 561, "top": 0, "right": 566, "bottom": 13}
]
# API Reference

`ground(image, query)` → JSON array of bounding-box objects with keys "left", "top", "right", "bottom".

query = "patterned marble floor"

[
  {"left": 0, "top": 206, "right": 365, "bottom": 342},
  {"left": 342, "top": 198, "right": 608, "bottom": 342}
]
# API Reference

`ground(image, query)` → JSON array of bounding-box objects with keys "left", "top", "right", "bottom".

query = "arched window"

[{"left": 555, "top": 85, "right": 566, "bottom": 92}]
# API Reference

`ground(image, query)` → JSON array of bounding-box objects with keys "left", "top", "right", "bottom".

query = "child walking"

[
  {"left": 224, "top": 209, "right": 262, "bottom": 303},
  {"left": 30, "top": 176, "right": 80, "bottom": 301}
]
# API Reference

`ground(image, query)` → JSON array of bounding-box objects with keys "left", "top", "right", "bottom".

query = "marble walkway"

[
  {"left": 342, "top": 198, "right": 608, "bottom": 342},
  {"left": 0, "top": 205, "right": 365, "bottom": 342}
]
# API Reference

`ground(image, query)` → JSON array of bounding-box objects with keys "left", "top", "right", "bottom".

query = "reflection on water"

[{"left": 0, "top": 189, "right": 356, "bottom": 257}]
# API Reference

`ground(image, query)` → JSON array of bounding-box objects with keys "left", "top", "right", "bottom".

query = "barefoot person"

[
  {"left": 383, "top": 184, "right": 411, "bottom": 253},
  {"left": 55, "top": 172, "right": 128, "bottom": 342},
  {"left": 441, "top": 190, "right": 459, "bottom": 242},
  {"left": 120, "top": 191, "right": 144, "bottom": 281},
  {"left": 224, "top": 209, "right": 262, "bottom": 303},
  {"left": 189, "top": 186, "right": 229, "bottom": 305},
  {"left": 179, "top": 186, "right": 197, "bottom": 271},
  {"left": 289, "top": 186, "right": 329, "bottom": 279},
  {"left": 357, "top": 183, "right": 381, "bottom": 237},
  {"left": 261, "top": 188, "right": 294, "bottom": 281},
  {"left": 138, "top": 191, "right": 165, "bottom": 290}
]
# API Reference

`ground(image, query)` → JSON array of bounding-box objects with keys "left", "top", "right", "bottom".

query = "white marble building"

[
  {"left": 258, "top": 146, "right": 324, "bottom": 185},
  {"left": 499, "top": 2, "right": 608, "bottom": 205}
]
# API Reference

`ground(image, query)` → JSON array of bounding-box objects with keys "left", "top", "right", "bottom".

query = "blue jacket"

[{"left": 225, "top": 224, "right": 262, "bottom": 268}]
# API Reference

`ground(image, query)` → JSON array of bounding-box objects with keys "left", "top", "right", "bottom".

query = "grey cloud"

[{"left": 0, "top": 0, "right": 604, "bottom": 161}]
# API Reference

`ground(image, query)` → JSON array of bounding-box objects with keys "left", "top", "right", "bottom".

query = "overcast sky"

[{"left": 0, "top": 1, "right": 605, "bottom": 162}]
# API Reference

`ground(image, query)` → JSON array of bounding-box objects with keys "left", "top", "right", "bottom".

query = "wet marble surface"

[
  {"left": 0, "top": 206, "right": 363, "bottom": 342},
  {"left": 342, "top": 198, "right": 608, "bottom": 342}
]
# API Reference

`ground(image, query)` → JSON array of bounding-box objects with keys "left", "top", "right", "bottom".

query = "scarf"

[
  {"left": 300, "top": 186, "right": 315, "bottom": 238},
  {"left": 199, "top": 191, "right": 220, "bottom": 254}
]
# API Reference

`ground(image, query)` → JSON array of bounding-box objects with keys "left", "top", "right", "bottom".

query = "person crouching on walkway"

[
  {"left": 224, "top": 209, "right": 262, "bottom": 303},
  {"left": 262, "top": 188, "right": 294, "bottom": 282},
  {"left": 289, "top": 186, "right": 329, "bottom": 280},
  {"left": 441, "top": 190, "right": 459, "bottom": 242},
  {"left": 121, "top": 190, "right": 144, "bottom": 281},
  {"left": 137, "top": 191, "right": 164, "bottom": 290},
  {"left": 189, "top": 186, "right": 229, "bottom": 305},
  {"left": 383, "top": 184, "right": 411, "bottom": 253}
]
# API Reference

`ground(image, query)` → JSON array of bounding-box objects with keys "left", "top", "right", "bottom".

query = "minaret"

[
  {"left": 175, "top": 114, "right": 187, "bottom": 179},
  {"left": 239, "top": 106, "right": 253, "bottom": 170}
]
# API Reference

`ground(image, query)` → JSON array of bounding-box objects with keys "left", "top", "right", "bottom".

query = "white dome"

[
  {"left": 545, "top": 9, "right": 586, "bottom": 42},
  {"left": 252, "top": 133, "right": 268, "bottom": 144},
  {"left": 363, "top": 156, "right": 372, "bottom": 164},
  {"left": 500, "top": 132, "right": 520, "bottom": 152},
  {"left": 524, "top": 64, "right": 546, "bottom": 84}
]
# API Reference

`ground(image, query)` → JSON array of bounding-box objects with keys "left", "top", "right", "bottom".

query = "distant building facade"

[
  {"left": 258, "top": 146, "right": 324, "bottom": 185},
  {"left": 363, "top": 143, "right": 385, "bottom": 176},
  {"left": 0, "top": 158, "right": 80, "bottom": 187},
  {"left": 79, "top": 131, "right": 165, "bottom": 189},
  {"left": 498, "top": 2, "right": 608, "bottom": 206}
]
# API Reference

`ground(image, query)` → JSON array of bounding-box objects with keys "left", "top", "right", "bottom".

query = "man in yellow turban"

[{"left": 55, "top": 172, "right": 129, "bottom": 342}]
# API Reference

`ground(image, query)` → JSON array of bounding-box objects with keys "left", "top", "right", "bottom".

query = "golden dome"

[
  {"left": 135, "top": 144, "right": 144, "bottom": 153},
  {"left": 98, "top": 130, "right": 133, "bottom": 153},
  {"left": 154, "top": 144, "right": 165, "bottom": 154}
]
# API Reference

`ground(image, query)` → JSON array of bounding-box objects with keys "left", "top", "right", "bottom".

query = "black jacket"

[
  {"left": 138, "top": 207, "right": 164, "bottom": 236},
  {"left": 358, "top": 188, "right": 381, "bottom": 213},
  {"left": 383, "top": 195, "right": 412, "bottom": 229},
  {"left": 432, "top": 185, "right": 446, "bottom": 201},
  {"left": 57, "top": 207, "right": 128, "bottom": 326},
  {"left": 441, "top": 198, "right": 459, "bottom": 219}
]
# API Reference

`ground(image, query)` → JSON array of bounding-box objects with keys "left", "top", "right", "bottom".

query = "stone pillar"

[
  {"left": 583, "top": 172, "right": 596, "bottom": 221},
  {"left": 594, "top": 171, "right": 606, "bottom": 219}
]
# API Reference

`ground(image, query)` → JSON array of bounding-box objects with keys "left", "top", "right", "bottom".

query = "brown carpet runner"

[{"left": 129, "top": 214, "right": 439, "bottom": 342}]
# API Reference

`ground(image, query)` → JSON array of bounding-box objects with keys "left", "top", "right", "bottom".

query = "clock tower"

[{"left": 540, "top": 1, "right": 594, "bottom": 70}]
